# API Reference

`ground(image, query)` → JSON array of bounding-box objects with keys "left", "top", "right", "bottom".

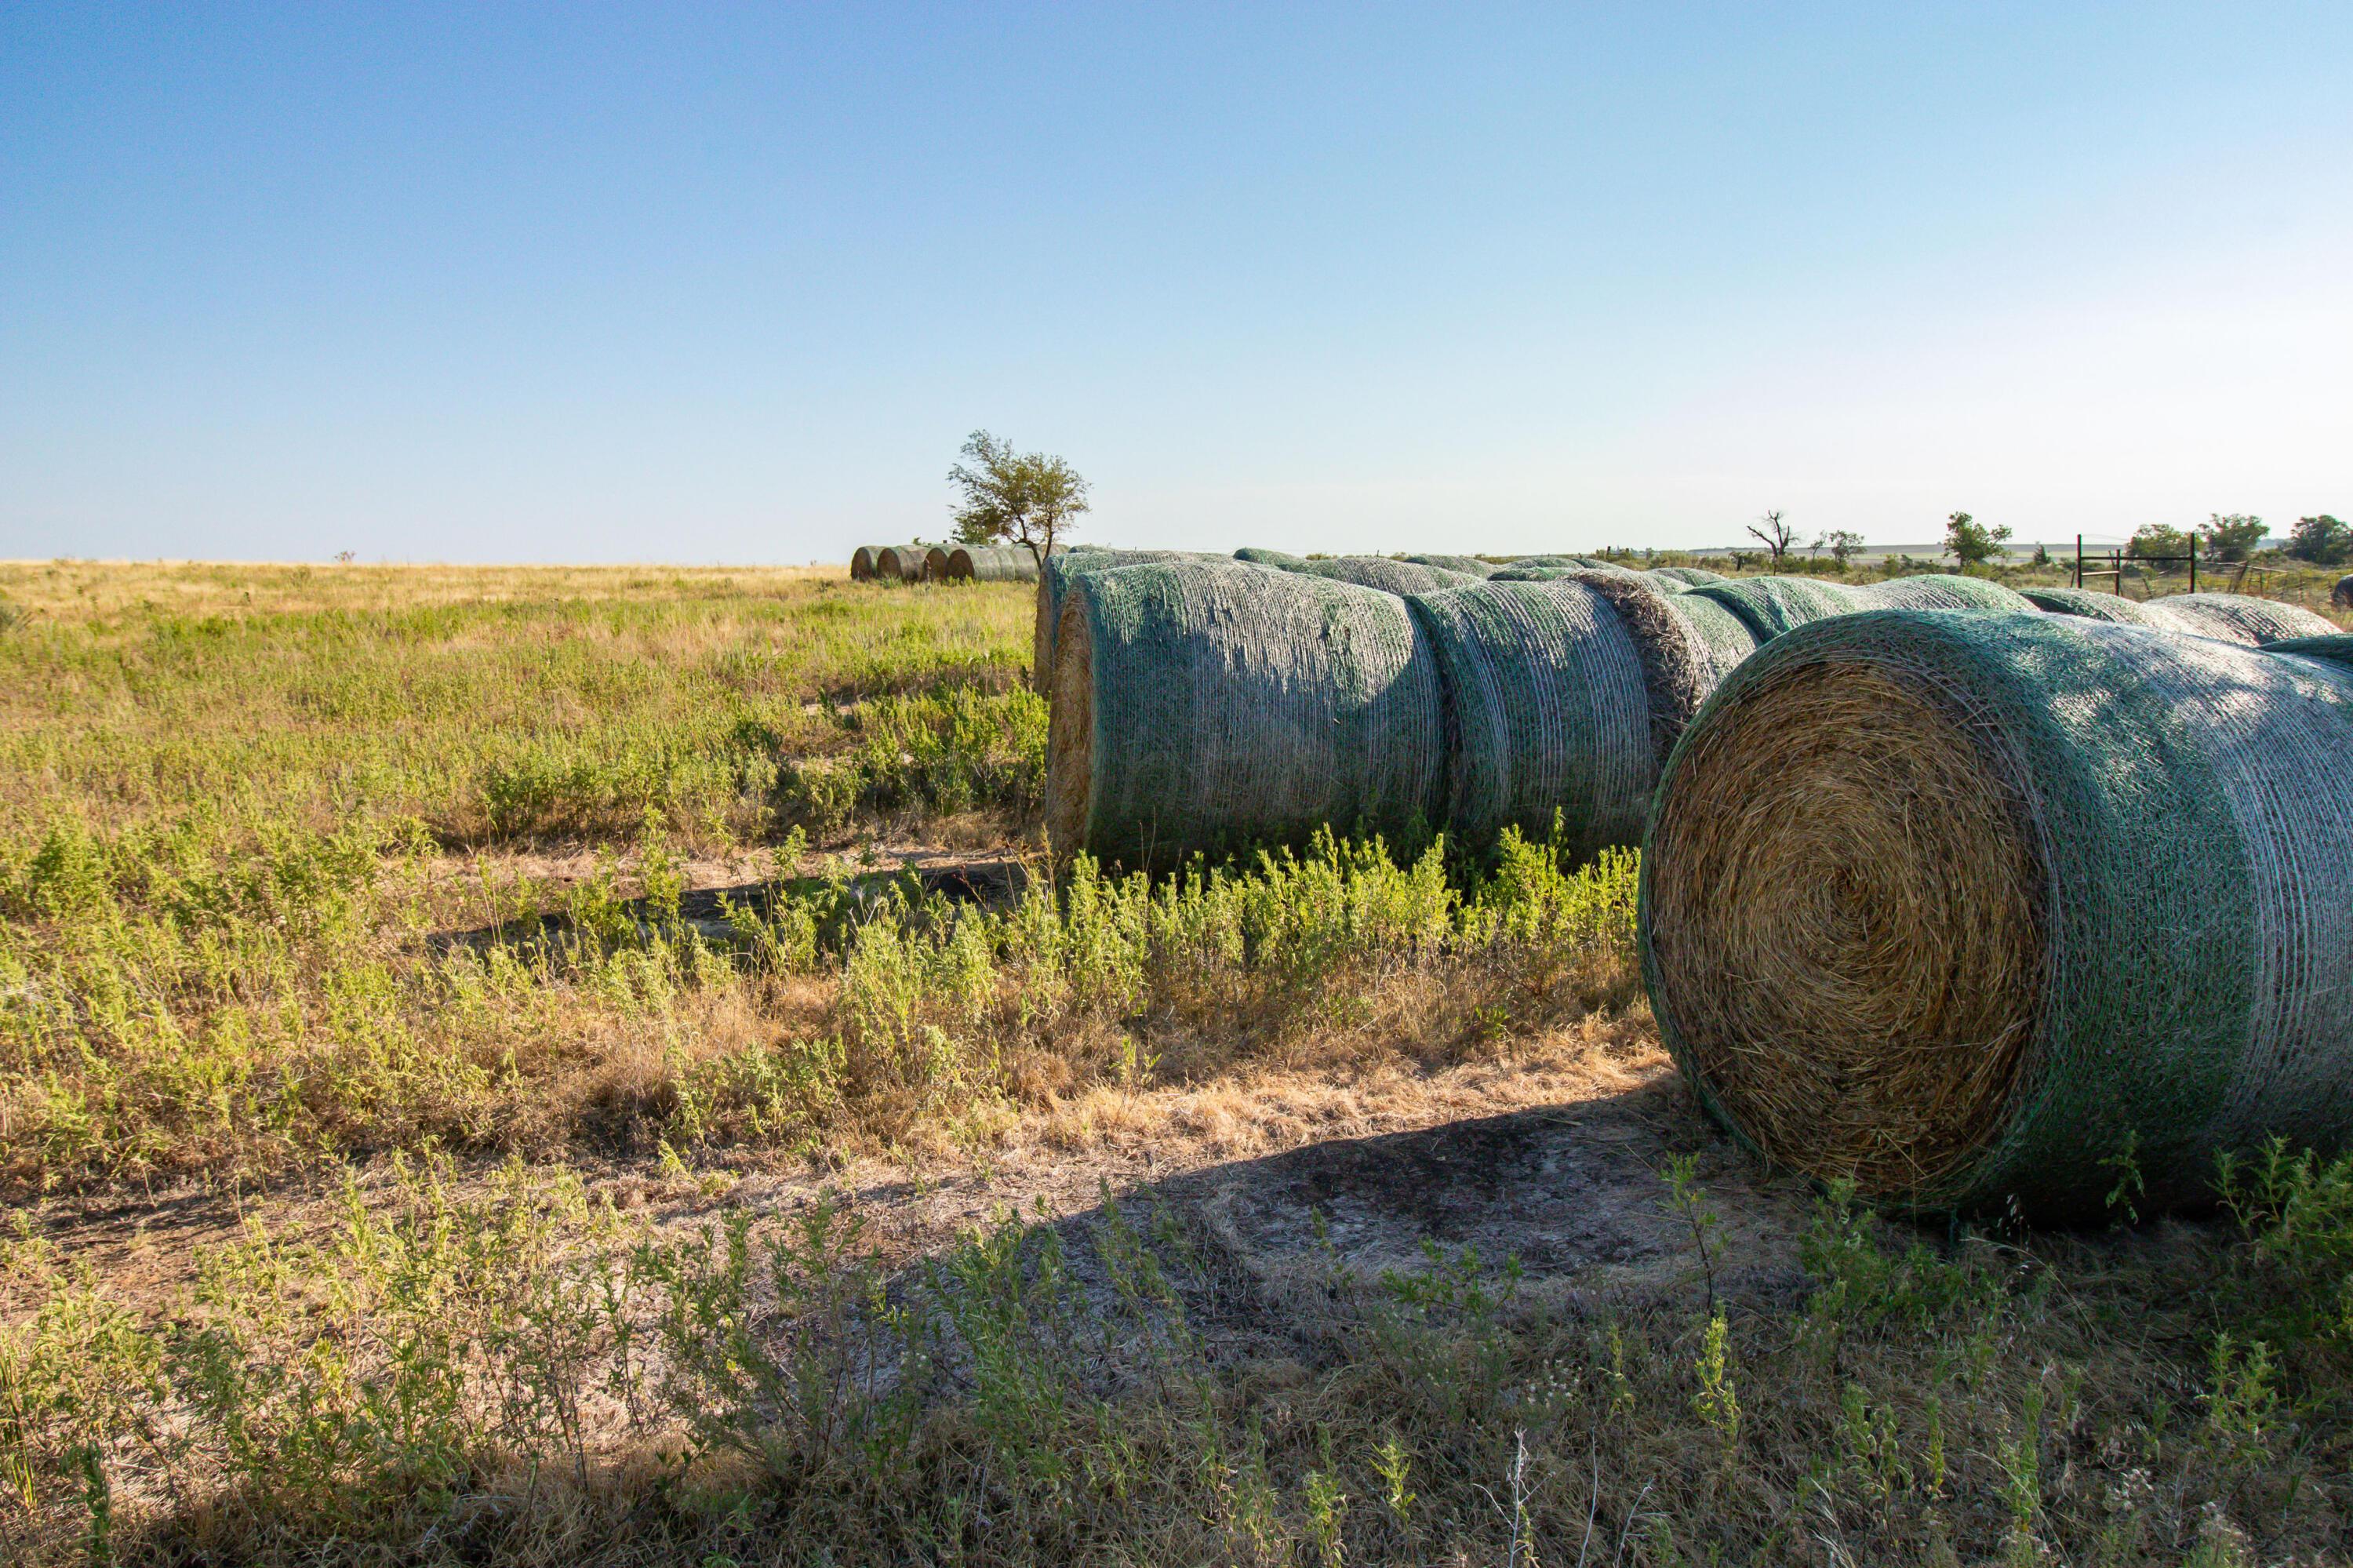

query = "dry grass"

[{"left": 1646, "top": 655, "right": 2047, "bottom": 1195}]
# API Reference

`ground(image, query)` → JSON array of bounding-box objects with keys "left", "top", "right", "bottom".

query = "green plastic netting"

[
  {"left": 1047, "top": 562, "right": 1444, "bottom": 869},
  {"left": 2137, "top": 593, "right": 2340, "bottom": 645},
  {"left": 1302, "top": 557, "right": 1484, "bottom": 595},
  {"left": 1649, "top": 566, "right": 1729, "bottom": 587},
  {"left": 1402, "top": 554, "right": 1500, "bottom": 577},
  {"left": 948, "top": 545, "right": 1042, "bottom": 581},
  {"left": 2019, "top": 586, "right": 2155, "bottom": 623},
  {"left": 1035, "top": 550, "right": 1232, "bottom": 689},
  {"left": 1405, "top": 580, "right": 1656, "bottom": 858},
  {"left": 2264, "top": 634, "right": 2353, "bottom": 672},
  {"left": 1685, "top": 577, "right": 1870, "bottom": 638},
  {"left": 1234, "top": 547, "right": 1309, "bottom": 569},
  {"left": 1642, "top": 609, "right": 2353, "bottom": 1217}
]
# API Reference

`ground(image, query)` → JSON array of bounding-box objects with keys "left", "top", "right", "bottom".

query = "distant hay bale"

[
  {"left": 2137, "top": 592, "right": 2340, "bottom": 646},
  {"left": 1859, "top": 574, "right": 2036, "bottom": 613},
  {"left": 1046, "top": 563, "right": 1444, "bottom": 869},
  {"left": 1642, "top": 609, "right": 2353, "bottom": 1216},
  {"left": 2266, "top": 632, "right": 2353, "bottom": 671},
  {"left": 1402, "top": 554, "right": 1498, "bottom": 577},
  {"left": 1234, "top": 547, "right": 1308, "bottom": 569},
  {"left": 2335, "top": 573, "right": 2353, "bottom": 609},
  {"left": 946, "top": 544, "right": 1042, "bottom": 581},
  {"left": 1684, "top": 577, "right": 1871, "bottom": 638},
  {"left": 1684, "top": 574, "right": 2035, "bottom": 640},
  {"left": 2020, "top": 586, "right": 2155, "bottom": 623},
  {"left": 922, "top": 545, "right": 953, "bottom": 581},
  {"left": 849, "top": 545, "right": 882, "bottom": 580},
  {"left": 1649, "top": 566, "right": 1729, "bottom": 587},
  {"left": 1300, "top": 556, "right": 1482, "bottom": 595},
  {"left": 875, "top": 544, "right": 932, "bottom": 581},
  {"left": 1034, "top": 550, "right": 1231, "bottom": 693}
]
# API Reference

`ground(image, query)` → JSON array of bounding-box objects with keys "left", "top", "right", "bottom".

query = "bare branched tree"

[{"left": 1747, "top": 510, "right": 1795, "bottom": 566}]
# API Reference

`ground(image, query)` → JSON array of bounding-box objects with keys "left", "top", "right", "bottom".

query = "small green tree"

[
  {"left": 2200, "top": 513, "right": 2268, "bottom": 562},
  {"left": 1944, "top": 511, "right": 2013, "bottom": 572},
  {"left": 1815, "top": 529, "right": 1864, "bottom": 569},
  {"left": 947, "top": 431, "right": 1090, "bottom": 567},
  {"left": 2286, "top": 514, "right": 2351, "bottom": 566},
  {"left": 2126, "top": 522, "right": 2195, "bottom": 560},
  {"left": 1747, "top": 510, "right": 1796, "bottom": 566}
]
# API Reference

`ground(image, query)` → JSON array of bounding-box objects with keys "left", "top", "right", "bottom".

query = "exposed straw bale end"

[
  {"left": 849, "top": 545, "right": 880, "bottom": 581},
  {"left": 1643, "top": 609, "right": 2353, "bottom": 1216},
  {"left": 875, "top": 544, "right": 932, "bottom": 581}
]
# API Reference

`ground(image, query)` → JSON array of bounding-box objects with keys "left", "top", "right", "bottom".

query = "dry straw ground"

[{"left": 1, "top": 559, "right": 2349, "bottom": 1566}]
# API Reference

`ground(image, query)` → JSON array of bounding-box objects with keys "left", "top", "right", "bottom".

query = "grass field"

[{"left": 3, "top": 561, "right": 2349, "bottom": 1566}]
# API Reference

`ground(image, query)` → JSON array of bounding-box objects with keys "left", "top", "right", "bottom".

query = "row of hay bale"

[
  {"left": 1039, "top": 562, "right": 2078, "bottom": 871},
  {"left": 849, "top": 543, "right": 1055, "bottom": 582},
  {"left": 1039, "top": 552, "right": 2351, "bottom": 1216}
]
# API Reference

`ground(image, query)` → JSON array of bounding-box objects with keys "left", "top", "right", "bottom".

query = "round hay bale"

[
  {"left": 969, "top": 545, "right": 1042, "bottom": 582},
  {"left": 1300, "top": 557, "right": 1482, "bottom": 596},
  {"left": 1235, "top": 547, "right": 1309, "bottom": 569},
  {"left": 1649, "top": 566, "right": 1729, "bottom": 587},
  {"left": 875, "top": 544, "right": 932, "bottom": 581},
  {"left": 2263, "top": 633, "right": 2353, "bottom": 673},
  {"left": 850, "top": 545, "right": 882, "bottom": 581},
  {"left": 1404, "top": 580, "right": 1656, "bottom": 857},
  {"left": 2019, "top": 586, "right": 2155, "bottom": 624},
  {"left": 922, "top": 545, "right": 953, "bottom": 581},
  {"left": 942, "top": 546, "right": 980, "bottom": 580},
  {"left": 1641, "top": 609, "right": 2353, "bottom": 1217},
  {"left": 1683, "top": 576, "right": 1871, "bottom": 639},
  {"left": 2138, "top": 592, "right": 2340, "bottom": 646},
  {"left": 1855, "top": 574, "right": 2036, "bottom": 614},
  {"left": 1034, "top": 550, "right": 1225, "bottom": 692},
  {"left": 1046, "top": 563, "right": 1444, "bottom": 869},
  {"left": 2333, "top": 573, "right": 2352, "bottom": 609},
  {"left": 1402, "top": 554, "right": 1499, "bottom": 577}
]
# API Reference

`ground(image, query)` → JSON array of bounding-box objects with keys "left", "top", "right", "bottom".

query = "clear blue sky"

[{"left": 4, "top": 3, "right": 2348, "bottom": 562}]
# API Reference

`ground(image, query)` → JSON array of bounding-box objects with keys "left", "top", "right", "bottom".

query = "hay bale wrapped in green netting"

[
  {"left": 1400, "top": 572, "right": 1762, "bottom": 857},
  {"left": 849, "top": 545, "right": 883, "bottom": 580},
  {"left": 1046, "top": 563, "right": 1444, "bottom": 868},
  {"left": 1857, "top": 574, "right": 2036, "bottom": 614},
  {"left": 2264, "top": 633, "right": 2353, "bottom": 671},
  {"left": 2020, "top": 586, "right": 2156, "bottom": 623},
  {"left": 944, "top": 544, "right": 1042, "bottom": 581},
  {"left": 1649, "top": 566, "right": 1729, "bottom": 587},
  {"left": 875, "top": 544, "right": 933, "bottom": 581},
  {"left": 1402, "top": 554, "right": 1499, "bottom": 577},
  {"left": 1641, "top": 609, "right": 2353, "bottom": 1217},
  {"left": 1684, "top": 576, "right": 1871, "bottom": 638},
  {"left": 1234, "top": 547, "right": 1308, "bottom": 569},
  {"left": 2137, "top": 593, "right": 2340, "bottom": 646},
  {"left": 921, "top": 545, "right": 954, "bottom": 580},
  {"left": 1035, "top": 550, "right": 1231, "bottom": 691},
  {"left": 1300, "top": 556, "right": 1482, "bottom": 595}
]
